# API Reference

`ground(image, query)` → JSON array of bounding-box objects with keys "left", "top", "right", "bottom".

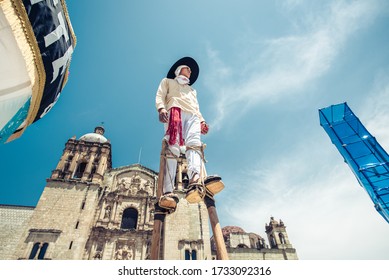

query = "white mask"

[{"left": 175, "top": 75, "right": 190, "bottom": 85}]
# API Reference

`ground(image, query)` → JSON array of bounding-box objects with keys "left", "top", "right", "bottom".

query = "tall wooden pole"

[
  {"left": 204, "top": 196, "right": 229, "bottom": 260},
  {"left": 150, "top": 213, "right": 164, "bottom": 260},
  {"left": 150, "top": 141, "right": 167, "bottom": 260}
]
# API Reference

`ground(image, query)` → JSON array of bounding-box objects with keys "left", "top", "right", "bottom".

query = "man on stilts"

[
  {"left": 151, "top": 57, "right": 228, "bottom": 260},
  {"left": 155, "top": 57, "right": 223, "bottom": 209}
]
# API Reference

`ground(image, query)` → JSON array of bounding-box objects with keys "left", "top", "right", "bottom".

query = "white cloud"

[
  {"left": 218, "top": 135, "right": 389, "bottom": 259},
  {"left": 206, "top": 0, "right": 384, "bottom": 130},
  {"left": 205, "top": 0, "right": 389, "bottom": 260},
  {"left": 215, "top": 69, "right": 389, "bottom": 258},
  {"left": 362, "top": 69, "right": 389, "bottom": 151}
]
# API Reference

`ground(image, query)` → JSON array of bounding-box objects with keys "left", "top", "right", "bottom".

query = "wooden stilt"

[
  {"left": 150, "top": 212, "right": 165, "bottom": 260},
  {"left": 150, "top": 140, "right": 168, "bottom": 260},
  {"left": 204, "top": 196, "right": 229, "bottom": 260},
  {"left": 151, "top": 140, "right": 228, "bottom": 260}
]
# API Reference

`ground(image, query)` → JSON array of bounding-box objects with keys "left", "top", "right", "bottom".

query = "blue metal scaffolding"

[{"left": 319, "top": 102, "right": 389, "bottom": 223}]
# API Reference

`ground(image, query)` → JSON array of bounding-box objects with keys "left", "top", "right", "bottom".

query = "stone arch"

[
  {"left": 28, "top": 242, "right": 49, "bottom": 260},
  {"left": 120, "top": 207, "right": 138, "bottom": 230},
  {"left": 113, "top": 165, "right": 158, "bottom": 193},
  {"left": 270, "top": 234, "right": 277, "bottom": 248},
  {"left": 279, "top": 232, "right": 286, "bottom": 244},
  {"left": 74, "top": 161, "right": 87, "bottom": 178}
]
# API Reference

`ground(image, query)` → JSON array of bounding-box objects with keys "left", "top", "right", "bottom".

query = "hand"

[
  {"left": 158, "top": 108, "right": 168, "bottom": 123},
  {"left": 201, "top": 121, "right": 209, "bottom": 135}
]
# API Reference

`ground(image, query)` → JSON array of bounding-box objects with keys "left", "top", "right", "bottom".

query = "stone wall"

[
  {"left": 0, "top": 205, "right": 34, "bottom": 260},
  {"left": 163, "top": 193, "right": 212, "bottom": 260},
  {"left": 213, "top": 248, "right": 298, "bottom": 260},
  {"left": 14, "top": 181, "right": 101, "bottom": 259}
]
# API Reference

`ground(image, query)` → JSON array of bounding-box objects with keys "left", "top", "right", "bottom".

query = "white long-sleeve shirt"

[{"left": 155, "top": 78, "right": 205, "bottom": 122}]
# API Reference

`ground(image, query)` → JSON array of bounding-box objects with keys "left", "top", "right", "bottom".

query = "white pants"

[{"left": 163, "top": 111, "right": 203, "bottom": 193}]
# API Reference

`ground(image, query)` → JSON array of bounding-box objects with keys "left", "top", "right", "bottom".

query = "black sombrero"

[{"left": 167, "top": 57, "right": 199, "bottom": 85}]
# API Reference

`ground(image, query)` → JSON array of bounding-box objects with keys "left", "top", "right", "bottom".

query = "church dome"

[
  {"left": 79, "top": 133, "right": 108, "bottom": 143},
  {"left": 221, "top": 226, "right": 246, "bottom": 236},
  {"left": 79, "top": 126, "right": 108, "bottom": 143}
]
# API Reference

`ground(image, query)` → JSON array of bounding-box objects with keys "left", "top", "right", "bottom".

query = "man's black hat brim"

[{"left": 167, "top": 57, "right": 199, "bottom": 85}]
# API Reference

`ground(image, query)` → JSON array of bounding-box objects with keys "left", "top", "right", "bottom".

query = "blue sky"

[{"left": 1, "top": 0, "right": 389, "bottom": 259}]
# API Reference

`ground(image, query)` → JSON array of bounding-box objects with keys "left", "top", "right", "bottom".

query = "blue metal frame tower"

[{"left": 319, "top": 102, "right": 389, "bottom": 223}]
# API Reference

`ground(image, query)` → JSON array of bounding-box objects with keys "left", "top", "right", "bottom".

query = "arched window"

[
  {"left": 237, "top": 244, "right": 249, "bottom": 249},
  {"left": 191, "top": 250, "right": 197, "bottom": 260},
  {"left": 270, "top": 234, "right": 277, "bottom": 248},
  {"left": 184, "top": 249, "right": 197, "bottom": 260},
  {"left": 38, "top": 243, "right": 48, "bottom": 259},
  {"left": 28, "top": 243, "right": 40, "bottom": 259},
  {"left": 74, "top": 162, "right": 87, "bottom": 178},
  {"left": 185, "top": 249, "right": 190, "bottom": 260},
  {"left": 61, "top": 162, "right": 70, "bottom": 178},
  {"left": 120, "top": 208, "right": 138, "bottom": 230},
  {"left": 279, "top": 233, "right": 286, "bottom": 244},
  {"left": 90, "top": 166, "right": 97, "bottom": 179},
  {"left": 257, "top": 239, "right": 265, "bottom": 249},
  {"left": 28, "top": 242, "right": 49, "bottom": 260}
]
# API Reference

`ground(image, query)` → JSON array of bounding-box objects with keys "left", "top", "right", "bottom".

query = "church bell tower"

[
  {"left": 15, "top": 127, "right": 111, "bottom": 259},
  {"left": 265, "top": 217, "right": 293, "bottom": 250},
  {"left": 51, "top": 126, "right": 111, "bottom": 183}
]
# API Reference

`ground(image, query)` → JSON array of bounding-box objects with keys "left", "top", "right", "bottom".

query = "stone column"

[
  {"left": 65, "top": 152, "right": 80, "bottom": 179},
  {"left": 52, "top": 149, "right": 71, "bottom": 179},
  {"left": 110, "top": 200, "right": 118, "bottom": 227},
  {"left": 93, "top": 148, "right": 108, "bottom": 183},
  {"left": 99, "top": 199, "right": 107, "bottom": 221},
  {"left": 177, "top": 160, "right": 183, "bottom": 191},
  {"left": 82, "top": 151, "right": 96, "bottom": 181}
]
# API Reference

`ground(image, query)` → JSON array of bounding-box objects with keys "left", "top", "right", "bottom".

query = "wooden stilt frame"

[
  {"left": 204, "top": 195, "right": 229, "bottom": 260},
  {"left": 200, "top": 146, "right": 228, "bottom": 259},
  {"left": 150, "top": 140, "right": 228, "bottom": 260},
  {"left": 150, "top": 140, "right": 167, "bottom": 260}
]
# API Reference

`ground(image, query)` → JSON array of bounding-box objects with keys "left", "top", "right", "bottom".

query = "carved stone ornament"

[
  {"left": 144, "top": 179, "right": 152, "bottom": 193},
  {"left": 117, "top": 178, "right": 131, "bottom": 191},
  {"left": 130, "top": 173, "right": 141, "bottom": 188},
  {"left": 103, "top": 206, "right": 111, "bottom": 219},
  {"left": 114, "top": 244, "right": 133, "bottom": 260},
  {"left": 93, "top": 251, "right": 102, "bottom": 260}
]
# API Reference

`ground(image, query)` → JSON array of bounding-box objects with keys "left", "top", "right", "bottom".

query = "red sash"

[{"left": 166, "top": 107, "right": 184, "bottom": 146}]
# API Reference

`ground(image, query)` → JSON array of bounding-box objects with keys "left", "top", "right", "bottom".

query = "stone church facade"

[{"left": 0, "top": 127, "right": 298, "bottom": 260}]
